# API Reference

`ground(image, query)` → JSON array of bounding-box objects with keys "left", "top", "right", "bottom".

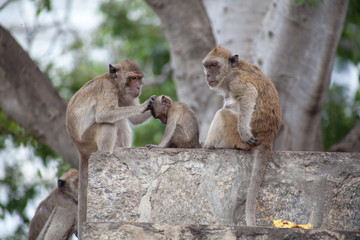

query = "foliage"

[
  {"left": 321, "top": 0, "right": 360, "bottom": 149},
  {"left": 322, "top": 83, "right": 360, "bottom": 150},
  {"left": 337, "top": 0, "right": 360, "bottom": 63},
  {"left": 0, "top": 165, "right": 36, "bottom": 238},
  {"left": 0, "top": 109, "right": 57, "bottom": 162},
  {"left": 294, "top": 0, "right": 324, "bottom": 7},
  {"left": 97, "top": 0, "right": 169, "bottom": 75},
  {"left": 31, "top": 0, "right": 52, "bottom": 15}
]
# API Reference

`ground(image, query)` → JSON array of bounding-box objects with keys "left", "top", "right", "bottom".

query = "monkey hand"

[
  {"left": 146, "top": 144, "right": 159, "bottom": 149},
  {"left": 246, "top": 136, "right": 258, "bottom": 146},
  {"left": 142, "top": 95, "right": 157, "bottom": 112}
]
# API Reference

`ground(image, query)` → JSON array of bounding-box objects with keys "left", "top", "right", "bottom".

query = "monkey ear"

[
  {"left": 229, "top": 54, "right": 239, "bottom": 68},
  {"left": 109, "top": 64, "right": 117, "bottom": 78},
  {"left": 58, "top": 179, "right": 66, "bottom": 191},
  {"left": 161, "top": 96, "right": 172, "bottom": 107}
]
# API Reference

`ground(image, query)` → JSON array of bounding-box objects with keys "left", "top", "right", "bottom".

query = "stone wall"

[
  {"left": 86, "top": 148, "right": 360, "bottom": 231},
  {"left": 83, "top": 222, "right": 360, "bottom": 240}
]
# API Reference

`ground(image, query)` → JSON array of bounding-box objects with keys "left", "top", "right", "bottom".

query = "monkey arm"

[
  {"left": 128, "top": 110, "right": 152, "bottom": 125},
  {"left": 146, "top": 122, "right": 176, "bottom": 149},
  {"left": 158, "top": 124, "right": 176, "bottom": 147},
  {"left": 231, "top": 81, "right": 258, "bottom": 145},
  {"left": 94, "top": 95, "right": 148, "bottom": 124},
  {"left": 157, "top": 114, "right": 179, "bottom": 147},
  {"left": 95, "top": 104, "right": 145, "bottom": 123}
]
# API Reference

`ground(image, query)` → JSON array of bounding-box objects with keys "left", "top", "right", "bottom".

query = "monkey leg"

[
  {"left": 114, "top": 120, "right": 132, "bottom": 148},
  {"left": 96, "top": 123, "right": 117, "bottom": 152},
  {"left": 204, "top": 109, "right": 250, "bottom": 150}
]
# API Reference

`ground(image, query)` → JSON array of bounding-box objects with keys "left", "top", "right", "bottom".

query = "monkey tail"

[{"left": 245, "top": 144, "right": 271, "bottom": 226}]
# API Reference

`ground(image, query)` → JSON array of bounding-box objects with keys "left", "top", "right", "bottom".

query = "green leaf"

[{"left": 294, "top": 0, "right": 305, "bottom": 7}]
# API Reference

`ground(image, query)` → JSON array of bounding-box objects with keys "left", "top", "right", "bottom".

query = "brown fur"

[
  {"left": 147, "top": 95, "right": 201, "bottom": 148},
  {"left": 66, "top": 60, "right": 154, "bottom": 237},
  {"left": 28, "top": 169, "right": 79, "bottom": 240},
  {"left": 202, "top": 46, "right": 282, "bottom": 226}
]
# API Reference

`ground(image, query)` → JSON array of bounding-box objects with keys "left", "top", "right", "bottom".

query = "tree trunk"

[
  {"left": 255, "top": 0, "right": 348, "bottom": 150},
  {"left": 0, "top": 26, "right": 79, "bottom": 167},
  {"left": 203, "top": 0, "right": 271, "bottom": 63},
  {"left": 144, "top": 0, "right": 222, "bottom": 141},
  {"left": 203, "top": 0, "right": 348, "bottom": 151},
  {"left": 330, "top": 121, "right": 360, "bottom": 152}
]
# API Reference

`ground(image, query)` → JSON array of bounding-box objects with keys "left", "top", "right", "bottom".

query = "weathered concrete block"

[
  {"left": 87, "top": 148, "right": 360, "bottom": 231},
  {"left": 82, "top": 222, "right": 360, "bottom": 240}
]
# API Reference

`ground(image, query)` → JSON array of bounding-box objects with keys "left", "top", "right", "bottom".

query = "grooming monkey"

[
  {"left": 146, "top": 95, "right": 201, "bottom": 148},
  {"left": 28, "top": 169, "right": 79, "bottom": 240},
  {"left": 66, "top": 60, "right": 154, "bottom": 234},
  {"left": 202, "top": 46, "right": 282, "bottom": 226}
]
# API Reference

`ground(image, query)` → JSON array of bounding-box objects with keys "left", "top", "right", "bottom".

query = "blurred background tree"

[
  {"left": 322, "top": 0, "right": 360, "bottom": 151},
  {"left": 0, "top": 0, "right": 359, "bottom": 239}
]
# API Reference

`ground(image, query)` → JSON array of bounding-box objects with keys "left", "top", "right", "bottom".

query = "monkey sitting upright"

[
  {"left": 66, "top": 60, "right": 155, "bottom": 233},
  {"left": 28, "top": 169, "right": 79, "bottom": 240},
  {"left": 145, "top": 95, "right": 201, "bottom": 148},
  {"left": 202, "top": 46, "right": 282, "bottom": 226}
]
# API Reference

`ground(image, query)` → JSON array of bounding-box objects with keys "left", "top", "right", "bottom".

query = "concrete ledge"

[
  {"left": 82, "top": 222, "right": 360, "bottom": 240},
  {"left": 87, "top": 148, "right": 360, "bottom": 230}
]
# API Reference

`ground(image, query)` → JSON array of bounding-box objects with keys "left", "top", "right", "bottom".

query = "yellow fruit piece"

[{"left": 273, "top": 219, "right": 311, "bottom": 229}]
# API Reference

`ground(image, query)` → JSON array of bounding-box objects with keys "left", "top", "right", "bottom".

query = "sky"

[{"left": 0, "top": 0, "right": 359, "bottom": 238}]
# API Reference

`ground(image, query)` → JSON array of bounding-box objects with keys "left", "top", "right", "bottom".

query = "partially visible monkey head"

[
  {"left": 109, "top": 59, "right": 144, "bottom": 98},
  {"left": 57, "top": 168, "right": 79, "bottom": 202},
  {"left": 149, "top": 95, "right": 173, "bottom": 125},
  {"left": 202, "top": 45, "right": 239, "bottom": 89}
]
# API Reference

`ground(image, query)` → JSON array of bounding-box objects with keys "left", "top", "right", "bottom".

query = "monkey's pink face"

[
  {"left": 203, "top": 59, "right": 220, "bottom": 87},
  {"left": 127, "top": 73, "right": 144, "bottom": 98}
]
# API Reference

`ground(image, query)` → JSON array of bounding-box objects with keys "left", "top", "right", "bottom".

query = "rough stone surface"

[
  {"left": 87, "top": 148, "right": 360, "bottom": 231},
  {"left": 82, "top": 222, "right": 360, "bottom": 240}
]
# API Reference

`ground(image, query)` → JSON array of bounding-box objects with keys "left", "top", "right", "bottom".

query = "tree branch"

[{"left": 0, "top": 25, "right": 79, "bottom": 167}]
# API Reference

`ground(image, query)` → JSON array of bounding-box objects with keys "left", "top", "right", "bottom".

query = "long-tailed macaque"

[
  {"left": 28, "top": 169, "right": 79, "bottom": 240},
  {"left": 202, "top": 46, "right": 282, "bottom": 226},
  {"left": 66, "top": 60, "right": 154, "bottom": 236},
  {"left": 146, "top": 95, "right": 201, "bottom": 148}
]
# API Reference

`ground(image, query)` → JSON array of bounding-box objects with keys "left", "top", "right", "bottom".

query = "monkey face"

[
  {"left": 126, "top": 73, "right": 144, "bottom": 98},
  {"left": 109, "top": 60, "right": 144, "bottom": 98},
  {"left": 203, "top": 59, "right": 221, "bottom": 87},
  {"left": 202, "top": 46, "right": 237, "bottom": 89}
]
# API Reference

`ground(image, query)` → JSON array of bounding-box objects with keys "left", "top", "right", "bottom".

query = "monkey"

[
  {"left": 28, "top": 169, "right": 79, "bottom": 240},
  {"left": 65, "top": 60, "right": 155, "bottom": 237},
  {"left": 202, "top": 46, "right": 282, "bottom": 226},
  {"left": 145, "top": 95, "right": 201, "bottom": 148}
]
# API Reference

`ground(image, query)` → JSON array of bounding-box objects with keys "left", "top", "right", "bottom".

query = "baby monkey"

[{"left": 146, "top": 95, "right": 201, "bottom": 148}]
